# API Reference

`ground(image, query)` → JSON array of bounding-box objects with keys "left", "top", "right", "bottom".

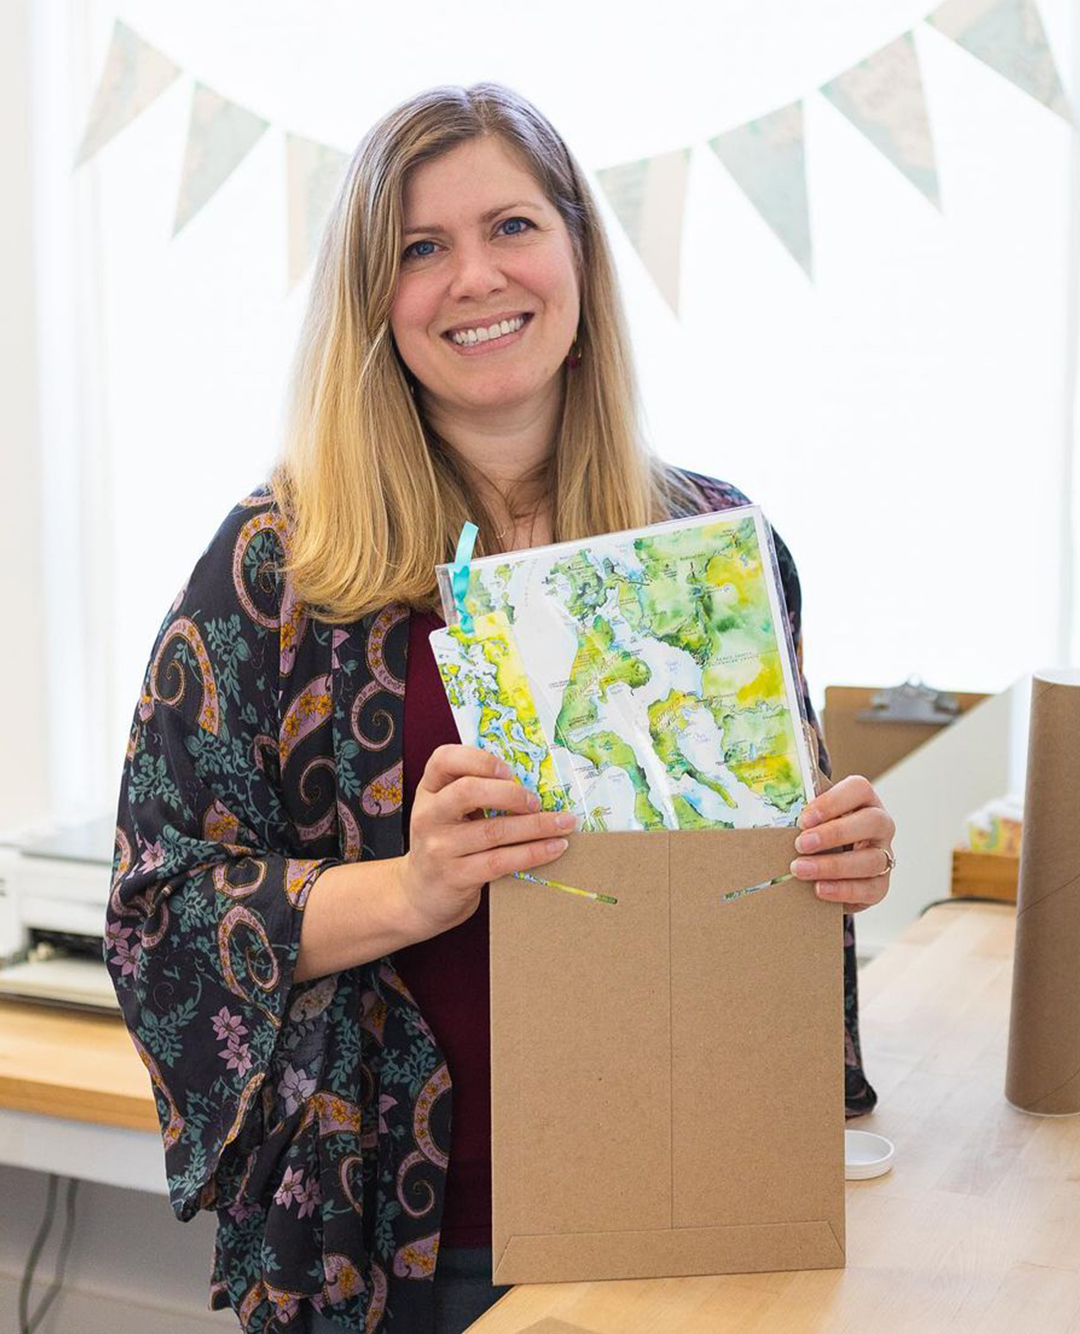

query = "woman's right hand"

[{"left": 394, "top": 744, "right": 578, "bottom": 936}]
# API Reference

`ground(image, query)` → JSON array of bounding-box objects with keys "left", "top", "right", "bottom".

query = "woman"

[{"left": 105, "top": 82, "right": 894, "bottom": 1334}]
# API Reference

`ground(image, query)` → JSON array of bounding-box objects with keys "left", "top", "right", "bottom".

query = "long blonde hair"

[{"left": 270, "top": 81, "right": 701, "bottom": 621}]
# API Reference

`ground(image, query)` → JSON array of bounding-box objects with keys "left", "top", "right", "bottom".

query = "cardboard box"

[{"left": 488, "top": 826, "right": 846, "bottom": 1285}]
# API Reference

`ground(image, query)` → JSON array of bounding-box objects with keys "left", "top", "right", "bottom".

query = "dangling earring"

[{"left": 566, "top": 331, "right": 582, "bottom": 369}]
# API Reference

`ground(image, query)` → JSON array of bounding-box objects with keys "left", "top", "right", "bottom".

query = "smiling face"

[{"left": 389, "top": 136, "right": 581, "bottom": 418}]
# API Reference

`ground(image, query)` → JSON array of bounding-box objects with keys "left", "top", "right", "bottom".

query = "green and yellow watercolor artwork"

[{"left": 431, "top": 506, "right": 816, "bottom": 831}]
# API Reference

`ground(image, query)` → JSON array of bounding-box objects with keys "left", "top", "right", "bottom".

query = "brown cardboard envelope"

[{"left": 489, "top": 827, "right": 845, "bottom": 1286}]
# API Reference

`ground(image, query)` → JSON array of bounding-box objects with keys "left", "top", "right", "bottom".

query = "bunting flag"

[
  {"left": 73, "top": 8, "right": 1065, "bottom": 286},
  {"left": 927, "top": 0, "right": 1072, "bottom": 122},
  {"left": 596, "top": 148, "right": 691, "bottom": 317},
  {"left": 73, "top": 19, "right": 181, "bottom": 166},
  {"left": 708, "top": 101, "right": 812, "bottom": 279},
  {"left": 821, "top": 33, "right": 941, "bottom": 209},
  {"left": 286, "top": 135, "right": 350, "bottom": 289},
  {"left": 173, "top": 84, "right": 270, "bottom": 236}
]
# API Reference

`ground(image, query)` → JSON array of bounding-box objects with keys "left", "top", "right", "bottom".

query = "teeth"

[{"left": 449, "top": 314, "right": 527, "bottom": 345}]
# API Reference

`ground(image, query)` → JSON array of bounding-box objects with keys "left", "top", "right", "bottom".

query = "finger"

[
  {"left": 793, "top": 807, "right": 895, "bottom": 855},
  {"left": 435, "top": 774, "right": 539, "bottom": 822},
  {"left": 419, "top": 744, "right": 510, "bottom": 795},
  {"left": 799, "top": 775, "right": 883, "bottom": 829},
  {"left": 813, "top": 876, "right": 890, "bottom": 909},
  {"left": 453, "top": 808, "right": 579, "bottom": 857},
  {"left": 456, "top": 831, "right": 571, "bottom": 886},
  {"left": 791, "top": 846, "right": 893, "bottom": 882}
]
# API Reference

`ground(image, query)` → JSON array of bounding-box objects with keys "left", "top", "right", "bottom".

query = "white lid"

[{"left": 844, "top": 1129, "right": 895, "bottom": 1180}]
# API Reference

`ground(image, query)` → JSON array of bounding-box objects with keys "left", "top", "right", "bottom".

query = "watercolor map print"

[{"left": 429, "top": 506, "right": 816, "bottom": 832}]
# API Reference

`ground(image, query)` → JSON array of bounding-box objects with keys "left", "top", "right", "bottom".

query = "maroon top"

[{"left": 394, "top": 607, "right": 493, "bottom": 1249}]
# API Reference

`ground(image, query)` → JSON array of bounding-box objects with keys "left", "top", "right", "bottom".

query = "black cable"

[
  {"left": 919, "top": 894, "right": 1014, "bottom": 917},
  {"left": 18, "top": 1173, "right": 80, "bottom": 1334}
]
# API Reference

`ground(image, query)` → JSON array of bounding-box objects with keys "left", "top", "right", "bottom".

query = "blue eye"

[
  {"left": 402, "top": 216, "right": 535, "bottom": 262},
  {"left": 500, "top": 216, "right": 534, "bottom": 237},
  {"left": 403, "top": 239, "right": 437, "bottom": 261}
]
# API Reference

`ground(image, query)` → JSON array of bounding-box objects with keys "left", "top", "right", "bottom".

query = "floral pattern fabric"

[{"left": 104, "top": 467, "right": 875, "bottom": 1334}]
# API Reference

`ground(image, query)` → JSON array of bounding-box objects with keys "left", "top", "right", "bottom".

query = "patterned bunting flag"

[
  {"left": 74, "top": 19, "right": 181, "bottom": 166},
  {"left": 928, "top": 0, "right": 1071, "bottom": 122},
  {"left": 286, "top": 135, "right": 350, "bottom": 288},
  {"left": 73, "top": 10, "right": 1067, "bottom": 288},
  {"left": 173, "top": 84, "right": 270, "bottom": 236},
  {"left": 821, "top": 32, "right": 941, "bottom": 209},
  {"left": 708, "top": 101, "right": 813, "bottom": 278},
  {"left": 596, "top": 148, "right": 691, "bottom": 317}
]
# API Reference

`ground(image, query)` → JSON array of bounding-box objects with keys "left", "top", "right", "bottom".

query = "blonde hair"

[{"left": 270, "top": 81, "right": 701, "bottom": 621}]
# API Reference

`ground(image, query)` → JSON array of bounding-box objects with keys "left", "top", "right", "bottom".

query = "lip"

[{"left": 443, "top": 312, "right": 533, "bottom": 357}]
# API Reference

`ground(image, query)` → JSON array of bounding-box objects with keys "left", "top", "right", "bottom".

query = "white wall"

[
  {"left": 0, "top": 0, "right": 50, "bottom": 831},
  {"left": 57, "top": 0, "right": 1078, "bottom": 822}
]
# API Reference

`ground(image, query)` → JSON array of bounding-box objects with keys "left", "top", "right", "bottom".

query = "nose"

[{"left": 445, "top": 237, "right": 508, "bottom": 301}]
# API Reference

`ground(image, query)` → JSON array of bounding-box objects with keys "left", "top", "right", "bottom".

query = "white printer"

[{"left": 0, "top": 815, "right": 119, "bottom": 1012}]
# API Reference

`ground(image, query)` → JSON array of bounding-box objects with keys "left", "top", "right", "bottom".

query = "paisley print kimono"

[{"left": 104, "top": 467, "right": 876, "bottom": 1334}]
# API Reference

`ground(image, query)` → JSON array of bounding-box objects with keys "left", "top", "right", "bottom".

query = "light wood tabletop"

[
  {"left": 0, "top": 997, "right": 157, "bottom": 1131},
  {"left": 468, "top": 902, "right": 1080, "bottom": 1334},
  {"left": 6, "top": 906, "right": 1079, "bottom": 1330}
]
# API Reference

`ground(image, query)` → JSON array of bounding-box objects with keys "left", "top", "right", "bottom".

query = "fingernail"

[
  {"left": 815, "top": 882, "right": 834, "bottom": 897},
  {"left": 794, "top": 832, "right": 819, "bottom": 853},
  {"left": 555, "top": 812, "right": 578, "bottom": 831},
  {"left": 547, "top": 838, "right": 569, "bottom": 853},
  {"left": 526, "top": 791, "right": 541, "bottom": 810},
  {"left": 791, "top": 859, "right": 816, "bottom": 878},
  {"left": 496, "top": 761, "right": 512, "bottom": 778},
  {"left": 800, "top": 808, "right": 821, "bottom": 829}
]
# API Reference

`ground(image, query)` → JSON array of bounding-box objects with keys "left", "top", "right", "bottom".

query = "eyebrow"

[{"left": 402, "top": 200, "right": 542, "bottom": 237}]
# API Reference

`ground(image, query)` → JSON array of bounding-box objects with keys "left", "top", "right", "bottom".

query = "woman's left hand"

[{"left": 790, "top": 775, "right": 896, "bottom": 914}]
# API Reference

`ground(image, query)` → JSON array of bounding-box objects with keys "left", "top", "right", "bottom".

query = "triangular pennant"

[
  {"left": 285, "top": 134, "right": 350, "bottom": 289},
  {"left": 74, "top": 19, "right": 181, "bottom": 166},
  {"left": 708, "top": 101, "right": 813, "bottom": 279},
  {"left": 595, "top": 148, "right": 691, "bottom": 317},
  {"left": 821, "top": 32, "right": 941, "bottom": 208},
  {"left": 928, "top": 0, "right": 1071, "bottom": 122},
  {"left": 173, "top": 84, "right": 270, "bottom": 236}
]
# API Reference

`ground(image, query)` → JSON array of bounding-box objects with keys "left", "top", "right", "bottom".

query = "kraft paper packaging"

[
  {"left": 488, "top": 827, "right": 846, "bottom": 1287},
  {"left": 1005, "top": 669, "right": 1080, "bottom": 1116}
]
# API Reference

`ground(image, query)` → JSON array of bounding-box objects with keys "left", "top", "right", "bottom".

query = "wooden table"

[
  {"left": 0, "top": 997, "right": 165, "bottom": 1191},
  {"left": 468, "top": 902, "right": 1080, "bottom": 1333}
]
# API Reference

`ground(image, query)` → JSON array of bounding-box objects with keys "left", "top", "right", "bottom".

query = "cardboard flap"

[
  {"left": 669, "top": 832, "right": 845, "bottom": 1236},
  {"left": 493, "top": 1219, "right": 845, "bottom": 1286},
  {"left": 489, "top": 833, "right": 672, "bottom": 1241}
]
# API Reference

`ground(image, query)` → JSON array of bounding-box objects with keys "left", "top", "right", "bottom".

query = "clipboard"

[{"left": 823, "top": 680, "right": 989, "bottom": 784}]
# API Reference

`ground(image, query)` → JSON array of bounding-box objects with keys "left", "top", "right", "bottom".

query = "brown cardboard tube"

[{"left": 1005, "top": 669, "right": 1080, "bottom": 1115}]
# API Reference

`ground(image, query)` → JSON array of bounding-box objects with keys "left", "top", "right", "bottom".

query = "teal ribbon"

[{"left": 450, "top": 522, "right": 479, "bottom": 633}]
